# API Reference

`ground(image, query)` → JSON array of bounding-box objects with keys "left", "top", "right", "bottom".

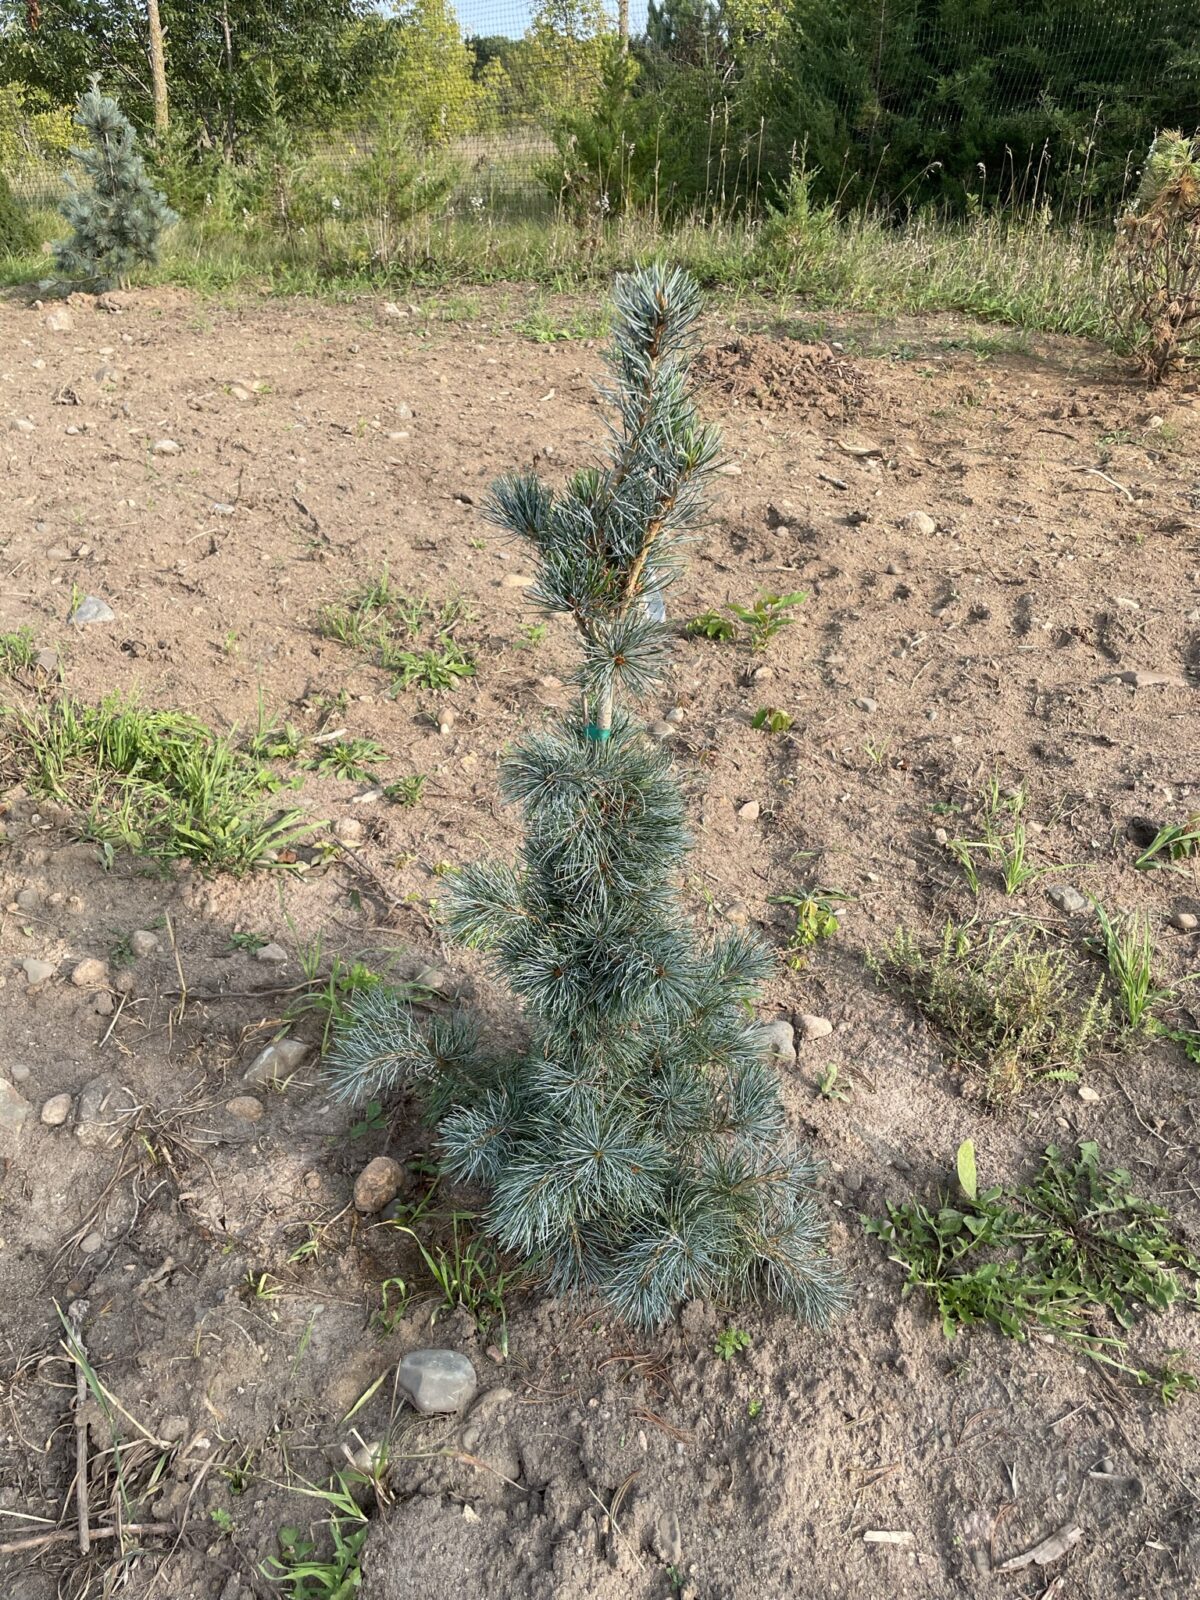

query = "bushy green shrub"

[{"left": 0, "top": 169, "right": 35, "bottom": 256}]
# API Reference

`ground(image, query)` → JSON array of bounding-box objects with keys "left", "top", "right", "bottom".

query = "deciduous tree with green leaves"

[{"left": 329, "top": 264, "right": 843, "bottom": 1331}]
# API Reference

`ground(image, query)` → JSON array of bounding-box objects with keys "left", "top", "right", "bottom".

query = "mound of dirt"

[{"left": 695, "top": 336, "right": 873, "bottom": 418}]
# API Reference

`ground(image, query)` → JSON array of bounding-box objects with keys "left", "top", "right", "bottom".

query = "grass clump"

[
  {"left": 1135, "top": 813, "right": 1200, "bottom": 869},
  {"left": 944, "top": 778, "right": 1054, "bottom": 896},
  {"left": 2, "top": 694, "right": 310, "bottom": 873},
  {"left": 317, "top": 571, "right": 475, "bottom": 694},
  {"left": 867, "top": 1142, "right": 1199, "bottom": 1400},
  {"left": 873, "top": 920, "right": 1109, "bottom": 1102},
  {"left": 0, "top": 626, "right": 37, "bottom": 675}
]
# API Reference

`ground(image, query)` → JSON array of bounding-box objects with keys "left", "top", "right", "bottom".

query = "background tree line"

[{"left": 0, "top": 0, "right": 1197, "bottom": 219}]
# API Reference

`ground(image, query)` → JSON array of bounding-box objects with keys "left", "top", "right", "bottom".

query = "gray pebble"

[
  {"left": 254, "top": 942, "right": 288, "bottom": 965},
  {"left": 798, "top": 1014, "right": 834, "bottom": 1042},
  {"left": 75, "top": 1074, "right": 138, "bottom": 1150},
  {"left": 0, "top": 1079, "right": 33, "bottom": 1134},
  {"left": 396, "top": 1349, "right": 478, "bottom": 1414},
  {"left": 243, "top": 1037, "right": 311, "bottom": 1087},
  {"left": 1047, "top": 884, "right": 1089, "bottom": 916},
  {"left": 70, "top": 595, "right": 115, "bottom": 624},
  {"left": 41, "top": 1093, "right": 72, "bottom": 1126},
  {"left": 761, "top": 1018, "right": 796, "bottom": 1065}
]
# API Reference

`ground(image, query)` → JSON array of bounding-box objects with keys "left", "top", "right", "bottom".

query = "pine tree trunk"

[
  {"left": 618, "top": 0, "right": 629, "bottom": 45},
  {"left": 146, "top": 0, "right": 169, "bottom": 133}
]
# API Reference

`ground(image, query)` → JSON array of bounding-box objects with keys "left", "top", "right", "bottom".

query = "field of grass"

[{"left": 2, "top": 191, "right": 1117, "bottom": 347}]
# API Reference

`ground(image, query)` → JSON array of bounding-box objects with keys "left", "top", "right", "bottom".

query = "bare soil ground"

[{"left": 0, "top": 283, "right": 1198, "bottom": 1600}]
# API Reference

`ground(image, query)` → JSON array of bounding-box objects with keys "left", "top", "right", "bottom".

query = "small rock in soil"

[
  {"left": 437, "top": 707, "right": 456, "bottom": 735},
  {"left": 243, "top": 1037, "right": 310, "bottom": 1086},
  {"left": 70, "top": 594, "right": 115, "bottom": 624},
  {"left": 9, "top": 416, "right": 35, "bottom": 433},
  {"left": 334, "top": 817, "right": 364, "bottom": 845},
  {"left": 1172, "top": 911, "right": 1198, "bottom": 932},
  {"left": 396, "top": 1348, "right": 478, "bottom": 1414},
  {"left": 750, "top": 665, "right": 775, "bottom": 683},
  {"left": 761, "top": 1019, "right": 796, "bottom": 1064},
  {"left": 45, "top": 308, "right": 73, "bottom": 332},
  {"left": 254, "top": 941, "right": 288, "bottom": 965},
  {"left": 798, "top": 1014, "right": 834, "bottom": 1042},
  {"left": 1113, "top": 669, "right": 1190, "bottom": 690},
  {"left": 0, "top": 1079, "right": 33, "bottom": 1135},
  {"left": 855, "top": 696, "right": 878, "bottom": 713},
  {"left": 724, "top": 900, "right": 750, "bottom": 927},
  {"left": 354, "top": 1155, "right": 403, "bottom": 1213},
  {"left": 80, "top": 1231, "right": 103, "bottom": 1254},
  {"left": 93, "top": 990, "right": 114, "bottom": 1016},
  {"left": 1078, "top": 1085, "right": 1100, "bottom": 1103},
  {"left": 75, "top": 1075, "right": 137, "bottom": 1150},
  {"left": 40, "top": 1093, "right": 72, "bottom": 1126},
  {"left": 71, "top": 957, "right": 109, "bottom": 989},
  {"left": 904, "top": 511, "right": 937, "bottom": 536},
  {"left": 665, "top": 706, "right": 686, "bottom": 723},
  {"left": 130, "top": 930, "right": 160, "bottom": 957},
  {"left": 412, "top": 966, "right": 451, "bottom": 996},
  {"left": 738, "top": 800, "right": 761, "bottom": 821},
  {"left": 151, "top": 438, "right": 181, "bottom": 455},
  {"left": 15, "top": 887, "right": 39, "bottom": 911},
  {"left": 652, "top": 1507, "right": 684, "bottom": 1566},
  {"left": 1046, "top": 884, "right": 1089, "bottom": 915},
  {"left": 649, "top": 719, "right": 678, "bottom": 741},
  {"left": 21, "top": 958, "right": 55, "bottom": 986},
  {"left": 225, "top": 1095, "right": 264, "bottom": 1122}
]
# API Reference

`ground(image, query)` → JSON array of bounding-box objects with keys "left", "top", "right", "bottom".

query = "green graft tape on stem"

[{"left": 584, "top": 723, "right": 611, "bottom": 743}]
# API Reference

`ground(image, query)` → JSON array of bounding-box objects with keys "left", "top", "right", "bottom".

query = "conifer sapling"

[
  {"left": 54, "top": 79, "right": 178, "bottom": 289},
  {"left": 329, "top": 263, "right": 844, "bottom": 1330}
]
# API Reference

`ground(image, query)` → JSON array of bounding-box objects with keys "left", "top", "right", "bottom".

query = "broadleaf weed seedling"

[
  {"left": 771, "top": 888, "right": 848, "bottom": 969},
  {"left": 867, "top": 1141, "right": 1200, "bottom": 1399},
  {"left": 714, "top": 1326, "right": 752, "bottom": 1359},
  {"left": 729, "top": 589, "right": 807, "bottom": 651},
  {"left": 751, "top": 705, "right": 792, "bottom": 734}
]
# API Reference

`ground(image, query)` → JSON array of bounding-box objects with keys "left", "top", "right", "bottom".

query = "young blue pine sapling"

[
  {"left": 55, "top": 79, "right": 178, "bottom": 289},
  {"left": 328, "top": 263, "right": 844, "bottom": 1330}
]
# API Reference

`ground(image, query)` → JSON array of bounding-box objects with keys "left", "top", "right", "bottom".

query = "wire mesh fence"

[{"left": 1, "top": 1, "right": 1198, "bottom": 237}]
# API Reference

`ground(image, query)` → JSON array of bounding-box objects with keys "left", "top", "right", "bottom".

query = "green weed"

[
  {"left": 305, "top": 738, "right": 387, "bottom": 782},
  {"left": 383, "top": 774, "right": 426, "bottom": 807},
  {"left": 262, "top": 1477, "right": 369, "bottom": 1600},
  {"left": 867, "top": 1142, "right": 1200, "bottom": 1399},
  {"left": 684, "top": 608, "right": 737, "bottom": 642},
  {"left": 771, "top": 889, "right": 847, "bottom": 969},
  {"left": 2, "top": 694, "right": 312, "bottom": 874},
  {"left": 1135, "top": 815, "right": 1200, "bottom": 869},
  {"left": 751, "top": 706, "right": 792, "bottom": 734},
  {"left": 728, "top": 590, "right": 807, "bottom": 652},
  {"left": 714, "top": 1326, "right": 751, "bottom": 1359},
  {"left": 873, "top": 920, "right": 1110, "bottom": 1103},
  {"left": 945, "top": 780, "right": 1053, "bottom": 896},
  {"left": 0, "top": 626, "right": 36, "bottom": 674},
  {"left": 318, "top": 572, "right": 476, "bottom": 695},
  {"left": 391, "top": 1212, "right": 515, "bottom": 1350},
  {"left": 816, "top": 1062, "right": 849, "bottom": 1101},
  {"left": 384, "top": 639, "right": 475, "bottom": 693},
  {"left": 1091, "top": 902, "right": 1168, "bottom": 1031}
]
